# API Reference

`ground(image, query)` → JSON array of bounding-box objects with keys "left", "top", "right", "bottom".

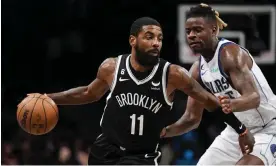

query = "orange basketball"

[{"left": 17, "top": 93, "right": 59, "bottom": 135}]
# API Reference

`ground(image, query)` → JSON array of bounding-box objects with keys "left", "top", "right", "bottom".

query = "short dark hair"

[
  {"left": 187, "top": 4, "right": 217, "bottom": 23},
  {"left": 130, "top": 17, "right": 161, "bottom": 36}
]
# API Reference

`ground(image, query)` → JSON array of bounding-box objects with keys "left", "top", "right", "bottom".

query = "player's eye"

[
  {"left": 145, "top": 35, "right": 153, "bottom": 40},
  {"left": 195, "top": 27, "right": 203, "bottom": 33},
  {"left": 158, "top": 36, "right": 163, "bottom": 41}
]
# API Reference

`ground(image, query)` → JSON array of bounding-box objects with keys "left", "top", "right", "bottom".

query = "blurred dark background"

[{"left": 2, "top": 0, "right": 276, "bottom": 165}]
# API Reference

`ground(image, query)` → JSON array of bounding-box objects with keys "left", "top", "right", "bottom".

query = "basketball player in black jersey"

[{"left": 28, "top": 17, "right": 254, "bottom": 165}]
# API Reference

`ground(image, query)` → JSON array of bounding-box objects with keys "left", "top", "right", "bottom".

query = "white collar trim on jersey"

[{"left": 126, "top": 54, "right": 159, "bottom": 85}]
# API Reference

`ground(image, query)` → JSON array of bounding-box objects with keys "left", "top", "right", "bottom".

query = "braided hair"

[{"left": 187, "top": 3, "right": 227, "bottom": 34}]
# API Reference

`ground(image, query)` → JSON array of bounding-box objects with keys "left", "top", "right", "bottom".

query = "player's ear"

[
  {"left": 212, "top": 24, "right": 219, "bottom": 36},
  {"left": 129, "top": 35, "right": 136, "bottom": 47}
]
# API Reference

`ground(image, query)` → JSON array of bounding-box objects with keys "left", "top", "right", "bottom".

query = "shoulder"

[
  {"left": 220, "top": 44, "right": 250, "bottom": 71},
  {"left": 97, "top": 57, "right": 119, "bottom": 79},
  {"left": 99, "top": 57, "right": 117, "bottom": 73},
  {"left": 220, "top": 43, "right": 251, "bottom": 63}
]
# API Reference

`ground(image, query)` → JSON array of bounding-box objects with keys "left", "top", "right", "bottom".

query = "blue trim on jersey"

[
  {"left": 256, "top": 107, "right": 266, "bottom": 127},
  {"left": 218, "top": 42, "right": 234, "bottom": 78},
  {"left": 199, "top": 56, "right": 202, "bottom": 79},
  {"left": 251, "top": 71, "right": 269, "bottom": 103},
  {"left": 198, "top": 57, "right": 211, "bottom": 92},
  {"left": 238, "top": 46, "right": 270, "bottom": 103},
  {"left": 198, "top": 57, "right": 205, "bottom": 86}
]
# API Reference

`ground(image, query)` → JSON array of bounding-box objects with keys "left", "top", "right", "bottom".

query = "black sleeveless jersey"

[{"left": 100, "top": 54, "right": 173, "bottom": 152}]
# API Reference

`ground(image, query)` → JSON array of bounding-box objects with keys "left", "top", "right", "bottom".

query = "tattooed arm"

[
  {"left": 46, "top": 58, "right": 116, "bottom": 105},
  {"left": 167, "top": 63, "right": 219, "bottom": 111},
  {"left": 164, "top": 61, "right": 205, "bottom": 137}
]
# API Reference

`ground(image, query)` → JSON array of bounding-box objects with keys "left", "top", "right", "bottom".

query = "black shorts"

[{"left": 88, "top": 133, "right": 162, "bottom": 165}]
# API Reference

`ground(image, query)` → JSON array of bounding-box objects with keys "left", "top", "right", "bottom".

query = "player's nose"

[
  {"left": 152, "top": 39, "right": 160, "bottom": 48},
  {"left": 187, "top": 30, "right": 197, "bottom": 40}
]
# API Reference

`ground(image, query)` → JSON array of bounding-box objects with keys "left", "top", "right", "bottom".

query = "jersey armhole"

[
  {"left": 218, "top": 42, "right": 235, "bottom": 79},
  {"left": 198, "top": 57, "right": 211, "bottom": 93},
  {"left": 162, "top": 62, "right": 173, "bottom": 106},
  {"left": 110, "top": 55, "right": 122, "bottom": 91}
]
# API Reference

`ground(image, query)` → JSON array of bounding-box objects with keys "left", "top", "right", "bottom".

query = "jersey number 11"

[{"left": 130, "top": 114, "right": 144, "bottom": 136}]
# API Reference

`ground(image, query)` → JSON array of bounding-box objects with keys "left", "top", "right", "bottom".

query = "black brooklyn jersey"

[{"left": 100, "top": 54, "right": 173, "bottom": 152}]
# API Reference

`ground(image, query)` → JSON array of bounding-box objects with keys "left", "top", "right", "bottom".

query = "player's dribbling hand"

[
  {"left": 239, "top": 129, "right": 255, "bottom": 155},
  {"left": 17, "top": 93, "right": 48, "bottom": 107},
  {"left": 27, "top": 93, "right": 44, "bottom": 96},
  {"left": 27, "top": 93, "right": 49, "bottom": 98},
  {"left": 218, "top": 95, "right": 232, "bottom": 114}
]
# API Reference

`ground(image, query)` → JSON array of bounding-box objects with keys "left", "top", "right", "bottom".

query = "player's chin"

[
  {"left": 146, "top": 59, "right": 159, "bottom": 66},
  {"left": 191, "top": 48, "right": 203, "bottom": 54}
]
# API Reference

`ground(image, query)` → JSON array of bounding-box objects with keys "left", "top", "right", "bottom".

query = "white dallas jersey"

[{"left": 199, "top": 38, "right": 276, "bottom": 128}]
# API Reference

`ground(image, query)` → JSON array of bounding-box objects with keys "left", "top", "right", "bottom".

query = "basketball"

[{"left": 17, "top": 93, "right": 59, "bottom": 135}]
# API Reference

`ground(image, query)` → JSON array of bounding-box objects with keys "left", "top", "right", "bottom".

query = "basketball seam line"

[
  {"left": 29, "top": 96, "right": 59, "bottom": 119},
  {"left": 17, "top": 96, "right": 35, "bottom": 127},
  {"left": 29, "top": 94, "right": 43, "bottom": 134},
  {"left": 43, "top": 99, "right": 59, "bottom": 119},
  {"left": 42, "top": 99, "right": 48, "bottom": 134}
]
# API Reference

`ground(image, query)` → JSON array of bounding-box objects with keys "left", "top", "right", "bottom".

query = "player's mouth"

[
  {"left": 189, "top": 41, "right": 201, "bottom": 48},
  {"left": 148, "top": 49, "right": 159, "bottom": 56}
]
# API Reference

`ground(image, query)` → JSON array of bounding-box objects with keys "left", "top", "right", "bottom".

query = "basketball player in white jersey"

[{"left": 162, "top": 3, "right": 276, "bottom": 166}]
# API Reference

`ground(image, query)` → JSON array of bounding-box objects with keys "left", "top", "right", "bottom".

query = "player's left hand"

[
  {"left": 238, "top": 129, "right": 255, "bottom": 155},
  {"left": 218, "top": 95, "right": 232, "bottom": 114}
]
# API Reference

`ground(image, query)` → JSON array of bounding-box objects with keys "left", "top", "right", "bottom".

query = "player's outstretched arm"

[
  {"left": 168, "top": 64, "right": 219, "bottom": 111},
  {"left": 46, "top": 58, "right": 116, "bottom": 105},
  {"left": 219, "top": 45, "right": 260, "bottom": 112},
  {"left": 164, "top": 61, "right": 205, "bottom": 137},
  {"left": 164, "top": 96, "right": 204, "bottom": 137}
]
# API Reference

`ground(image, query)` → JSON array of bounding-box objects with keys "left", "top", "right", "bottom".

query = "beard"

[{"left": 135, "top": 45, "right": 159, "bottom": 67}]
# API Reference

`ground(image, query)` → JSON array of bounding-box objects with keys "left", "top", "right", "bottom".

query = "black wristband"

[{"left": 214, "top": 107, "right": 247, "bottom": 134}]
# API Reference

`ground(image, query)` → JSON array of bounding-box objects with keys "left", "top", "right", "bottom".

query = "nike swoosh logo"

[
  {"left": 201, "top": 70, "right": 207, "bottom": 76},
  {"left": 151, "top": 81, "right": 160, "bottom": 86},
  {"left": 201, "top": 64, "right": 204, "bottom": 70},
  {"left": 119, "top": 77, "right": 129, "bottom": 82},
  {"left": 239, "top": 125, "right": 243, "bottom": 129},
  {"left": 145, "top": 154, "right": 156, "bottom": 158}
]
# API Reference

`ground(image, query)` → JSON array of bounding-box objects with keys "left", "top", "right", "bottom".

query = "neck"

[
  {"left": 130, "top": 49, "right": 153, "bottom": 72},
  {"left": 202, "top": 38, "right": 219, "bottom": 62}
]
